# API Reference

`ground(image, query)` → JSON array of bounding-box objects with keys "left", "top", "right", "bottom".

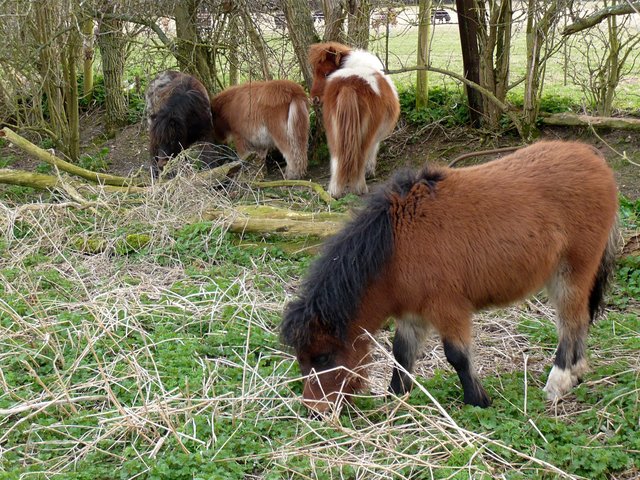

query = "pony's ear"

[{"left": 332, "top": 49, "right": 342, "bottom": 66}]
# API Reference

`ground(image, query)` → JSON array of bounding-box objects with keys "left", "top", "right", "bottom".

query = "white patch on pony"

[
  {"left": 249, "top": 125, "right": 273, "bottom": 149},
  {"left": 543, "top": 365, "right": 578, "bottom": 400},
  {"left": 330, "top": 66, "right": 381, "bottom": 94},
  {"left": 343, "top": 49, "right": 385, "bottom": 71},
  {"left": 329, "top": 50, "right": 386, "bottom": 95}
]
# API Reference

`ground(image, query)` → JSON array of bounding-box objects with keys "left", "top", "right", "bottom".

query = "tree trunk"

[
  {"left": 82, "top": 18, "right": 95, "bottom": 103},
  {"left": 228, "top": 15, "right": 240, "bottom": 86},
  {"left": 347, "top": 0, "right": 370, "bottom": 49},
  {"left": 174, "top": 0, "right": 216, "bottom": 91},
  {"left": 323, "top": 0, "right": 346, "bottom": 42},
  {"left": 416, "top": 0, "right": 432, "bottom": 110},
  {"left": 456, "top": 0, "right": 484, "bottom": 126},
  {"left": 33, "top": 1, "right": 69, "bottom": 148},
  {"left": 522, "top": 0, "right": 566, "bottom": 138},
  {"left": 242, "top": 6, "right": 272, "bottom": 80},
  {"left": 281, "top": 0, "right": 320, "bottom": 90},
  {"left": 540, "top": 112, "right": 640, "bottom": 131},
  {"left": 96, "top": 11, "right": 129, "bottom": 134},
  {"left": 475, "top": 0, "right": 512, "bottom": 128},
  {"left": 62, "top": 27, "right": 81, "bottom": 162},
  {"left": 600, "top": 5, "right": 620, "bottom": 117}
]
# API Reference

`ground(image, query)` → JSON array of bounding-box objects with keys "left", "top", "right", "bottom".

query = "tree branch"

[
  {"left": 387, "top": 65, "right": 524, "bottom": 136},
  {"left": 563, "top": 2, "right": 640, "bottom": 35}
]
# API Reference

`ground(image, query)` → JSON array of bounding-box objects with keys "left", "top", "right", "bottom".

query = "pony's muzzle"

[{"left": 312, "top": 96, "right": 321, "bottom": 106}]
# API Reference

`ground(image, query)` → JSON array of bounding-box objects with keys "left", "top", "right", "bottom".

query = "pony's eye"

[{"left": 312, "top": 354, "right": 331, "bottom": 367}]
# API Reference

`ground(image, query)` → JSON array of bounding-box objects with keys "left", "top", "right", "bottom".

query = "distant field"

[{"left": 364, "top": 5, "right": 640, "bottom": 111}]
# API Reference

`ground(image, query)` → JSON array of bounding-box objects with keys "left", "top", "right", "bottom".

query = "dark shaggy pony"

[
  {"left": 281, "top": 141, "right": 619, "bottom": 413},
  {"left": 146, "top": 71, "right": 215, "bottom": 177}
]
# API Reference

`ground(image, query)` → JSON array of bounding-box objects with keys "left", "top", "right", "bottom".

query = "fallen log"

[
  {"left": 204, "top": 205, "right": 347, "bottom": 239},
  {"left": 1, "top": 127, "right": 148, "bottom": 187},
  {"left": 540, "top": 113, "right": 640, "bottom": 131},
  {"left": 0, "top": 168, "right": 147, "bottom": 194}
]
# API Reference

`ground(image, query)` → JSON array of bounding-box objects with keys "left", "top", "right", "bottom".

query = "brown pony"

[
  {"left": 210, "top": 80, "right": 309, "bottom": 180},
  {"left": 146, "top": 71, "right": 216, "bottom": 177},
  {"left": 281, "top": 141, "right": 619, "bottom": 413},
  {"left": 308, "top": 42, "right": 400, "bottom": 198}
]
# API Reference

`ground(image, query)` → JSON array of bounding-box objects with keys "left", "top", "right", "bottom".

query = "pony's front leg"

[
  {"left": 443, "top": 339, "right": 491, "bottom": 407},
  {"left": 389, "top": 316, "right": 428, "bottom": 395}
]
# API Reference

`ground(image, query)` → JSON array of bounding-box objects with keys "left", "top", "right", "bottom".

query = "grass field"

[{"left": 0, "top": 173, "right": 638, "bottom": 479}]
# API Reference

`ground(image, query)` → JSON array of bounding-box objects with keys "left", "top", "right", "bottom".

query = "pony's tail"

[
  {"left": 333, "top": 87, "right": 363, "bottom": 185},
  {"left": 588, "top": 217, "right": 620, "bottom": 322}
]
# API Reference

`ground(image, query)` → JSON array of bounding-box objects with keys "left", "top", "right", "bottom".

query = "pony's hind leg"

[
  {"left": 389, "top": 316, "right": 428, "bottom": 395},
  {"left": 544, "top": 270, "right": 592, "bottom": 400},
  {"left": 364, "top": 141, "right": 380, "bottom": 179}
]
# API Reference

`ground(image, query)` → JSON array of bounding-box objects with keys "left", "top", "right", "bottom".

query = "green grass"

[{"left": 0, "top": 178, "right": 638, "bottom": 479}]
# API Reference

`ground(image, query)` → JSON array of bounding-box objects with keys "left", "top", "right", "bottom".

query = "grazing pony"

[
  {"left": 146, "top": 71, "right": 215, "bottom": 177},
  {"left": 308, "top": 42, "right": 400, "bottom": 198},
  {"left": 281, "top": 141, "right": 618, "bottom": 413},
  {"left": 210, "top": 80, "right": 309, "bottom": 180}
]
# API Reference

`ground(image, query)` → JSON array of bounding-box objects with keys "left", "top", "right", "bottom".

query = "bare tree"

[
  {"left": 565, "top": 0, "right": 640, "bottom": 116},
  {"left": 521, "top": 0, "right": 569, "bottom": 137}
]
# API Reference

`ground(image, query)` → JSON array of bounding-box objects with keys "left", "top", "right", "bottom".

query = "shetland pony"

[
  {"left": 210, "top": 80, "right": 309, "bottom": 180},
  {"left": 308, "top": 42, "right": 400, "bottom": 198},
  {"left": 281, "top": 141, "right": 618, "bottom": 413},
  {"left": 146, "top": 71, "right": 215, "bottom": 177}
]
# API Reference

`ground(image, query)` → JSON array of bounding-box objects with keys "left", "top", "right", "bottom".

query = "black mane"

[{"left": 281, "top": 166, "right": 444, "bottom": 350}]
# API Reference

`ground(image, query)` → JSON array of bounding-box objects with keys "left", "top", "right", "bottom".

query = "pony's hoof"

[
  {"left": 544, "top": 365, "right": 578, "bottom": 401},
  {"left": 464, "top": 388, "right": 492, "bottom": 408}
]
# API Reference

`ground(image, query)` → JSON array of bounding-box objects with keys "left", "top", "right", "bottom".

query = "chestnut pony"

[
  {"left": 308, "top": 42, "right": 400, "bottom": 198},
  {"left": 281, "top": 141, "right": 618, "bottom": 413},
  {"left": 210, "top": 80, "right": 309, "bottom": 180},
  {"left": 146, "top": 71, "right": 215, "bottom": 177}
]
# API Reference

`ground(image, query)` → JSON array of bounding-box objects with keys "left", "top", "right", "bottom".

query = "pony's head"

[
  {"left": 281, "top": 299, "right": 370, "bottom": 413},
  {"left": 308, "top": 42, "right": 352, "bottom": 102}
]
